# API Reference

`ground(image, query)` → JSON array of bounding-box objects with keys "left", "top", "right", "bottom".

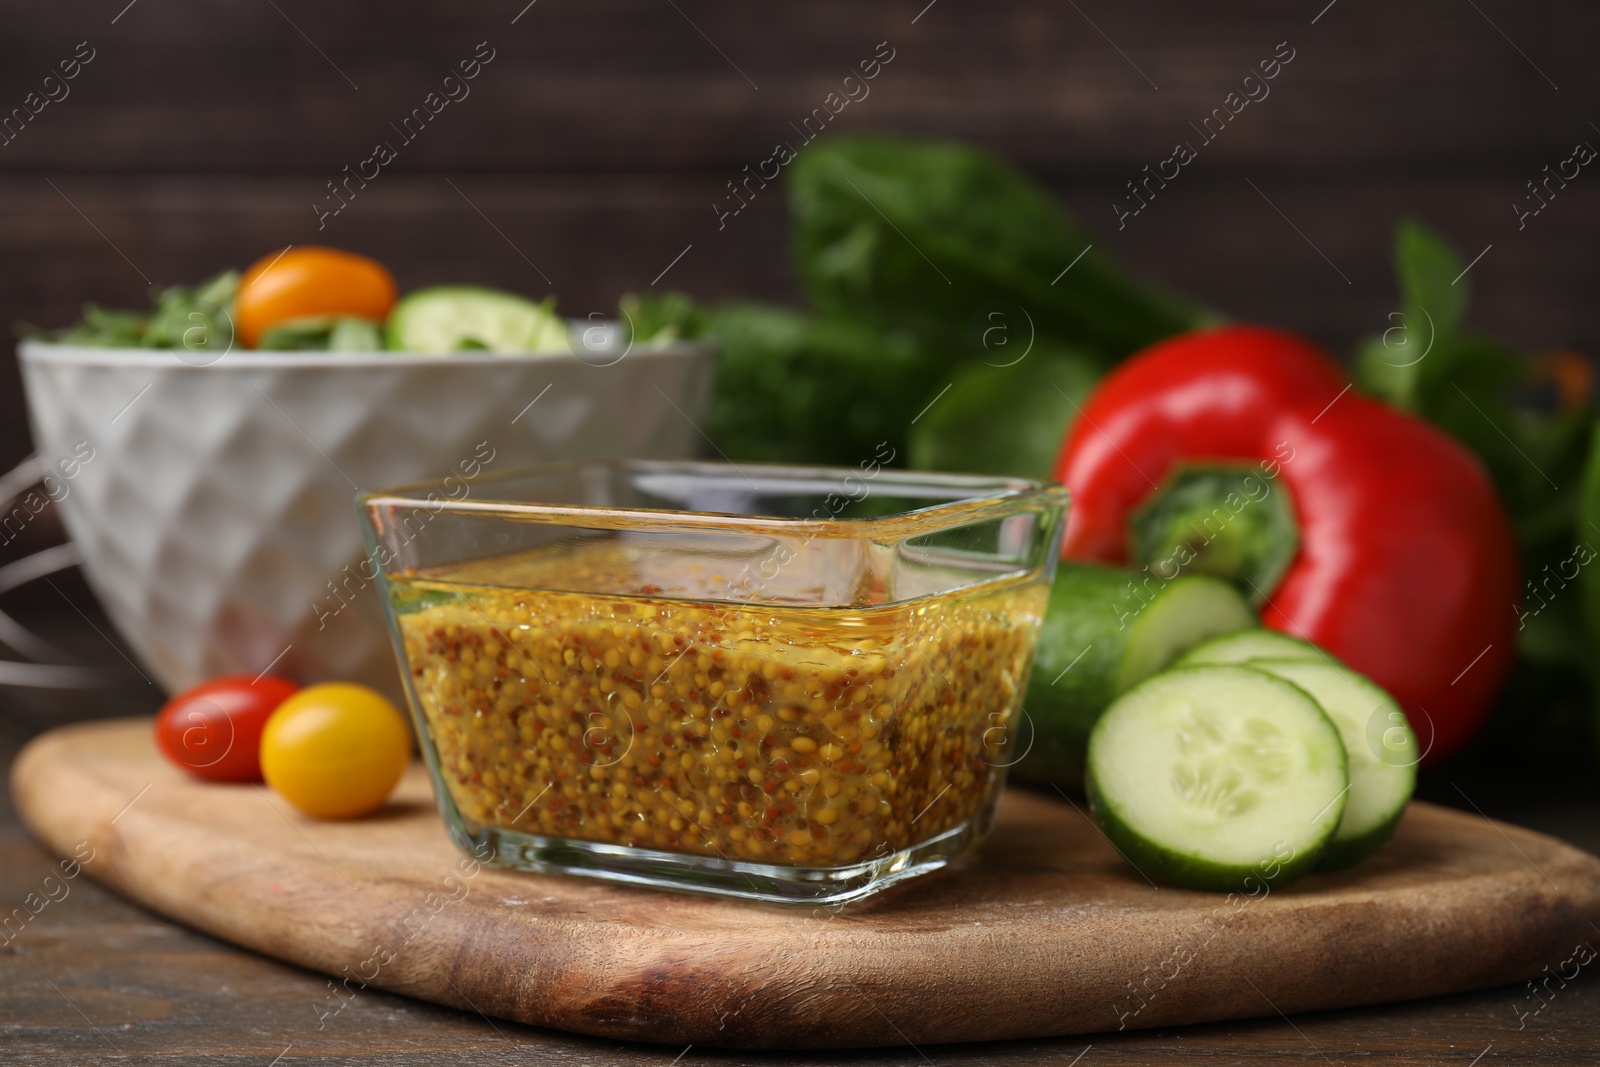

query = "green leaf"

[
  {"left": 706, "top": 302, "right": 937, "bottom": 466},
  {"left": 619, "top": 290, "right": 709, "bottom": 348},
  {"left": 1395, "top": 219, "right": 1469, "bottom": 339},
  {"left": 259, "top": 315, "right": 382, "bottom": 351},
  {"left": 143, "top": 270, "right": 239, "bottom": 352},
  {"left": 330, "top": 316, "right": 384, "bottom": 351},
  {"left": 55, "top": 303, "right": 148, "bottom": 346},
  {"left": 1356, "top": 220, "right": 1476, "bottom": 410},
  {"left": 1358, "top": 219, "right": 1597, "bottom": 671},
  {"left": 788, "top": 134, "right": 1211, "bottom": 370},
  {"left": 908, "top": 348, "right": 1097, "bottom": 481}
]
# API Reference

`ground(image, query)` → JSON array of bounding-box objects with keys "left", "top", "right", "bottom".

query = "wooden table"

[
  {"left": 2, "top": 591, "right": 1597, "bottom": 1064},
  {"left": 6, "top": 817, "right": 1599, "bottom": 1066},
  {"left": 6, "top": 708, "right": 1600, "bottom": 1064}
]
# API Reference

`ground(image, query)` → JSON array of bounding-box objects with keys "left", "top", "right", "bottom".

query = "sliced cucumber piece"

[
  {"left": 1012, "top": 563, "right": 1255, "bottom": 788},
  {"left": 1247, "top": 659, "right": 1416, "bottom": 870},
  {"left": 1116, "top": 578, "right": 1258, "bottom": 686},
  {"left": 386, "top": 286, "right": 569, "bottom": 354},
  {"left": 1177, "top": 628, "right": 1326, "bottom": 667},
  {"left": 1086, "top": 665, "right": 1348, "bottom": 890}
]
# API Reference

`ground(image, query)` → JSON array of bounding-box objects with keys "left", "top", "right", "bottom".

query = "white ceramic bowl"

[{"left": 17, "top": 337, "right": 716, "bottom": 699}]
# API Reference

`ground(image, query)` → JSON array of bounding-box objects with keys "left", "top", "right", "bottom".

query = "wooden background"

[{"left": 3, "top": 0, "right": 1599, "bottom": 484}]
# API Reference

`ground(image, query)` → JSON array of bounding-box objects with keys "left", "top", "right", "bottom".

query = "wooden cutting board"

[{"left": 14, "top": 718, "right": 1600, "bottom": 1049}]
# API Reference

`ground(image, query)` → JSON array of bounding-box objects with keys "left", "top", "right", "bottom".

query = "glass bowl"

[{"left": 358, "top": 459, "right": 1066, "bottom": 905}]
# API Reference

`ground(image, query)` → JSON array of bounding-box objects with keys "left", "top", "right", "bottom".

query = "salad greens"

[
  {"left": 50, "top": 270, "right": 238, "bottom": 351},
  {"left": 260, "top": 316, "right": 383, "bottom": 351},
  {"left": 620, "top": 290, "right": 709, "bottom": 348}
]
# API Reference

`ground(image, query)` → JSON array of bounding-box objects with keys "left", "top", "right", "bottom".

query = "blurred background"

[
  {"left": 5, "top": 0, "right": 1596, "bottom": 442},
  {"left": 2, "top": 0, "right": 1598, "bottom": 815}
]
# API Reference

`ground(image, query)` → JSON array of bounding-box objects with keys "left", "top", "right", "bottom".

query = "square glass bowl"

[{"left": 358, "top": 460, "right": 1067, "bottom": 905}]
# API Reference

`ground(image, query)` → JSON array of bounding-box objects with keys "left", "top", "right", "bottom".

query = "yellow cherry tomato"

[
  {"left": 234, "top": 246, "right": 397, "bottom": 349},
  {"left": 260, "top": 683, "right": 411, "bottom": 819}
]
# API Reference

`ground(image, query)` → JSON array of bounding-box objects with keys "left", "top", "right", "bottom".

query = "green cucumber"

[
  {"left": 1247, "top": 660, "right": 1417, "bottom": 870},
  {"left": 1177, "top": 628, "right": 1326, "bottom": 667},
  {"left": 1086, "top": 665, "right": 1348, "bottom": 890},
  {"left": 386, "top": 286, "right": 569, "bottom": 353},
  {"left": 1011, "top": 563, "right": 1255, "bottom": 788}
]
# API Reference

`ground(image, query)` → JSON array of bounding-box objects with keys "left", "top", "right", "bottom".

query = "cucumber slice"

[
  {"left": 386, "top": 286, "right": 569, "bottom": 354},
  {"left": 1247, "top": 660, "right": 1417, "bottom": 870},
  {"left": 1012, "top": 563, "right": 1255, "bottom": 788},
  {"left": 1086, "top": 665, "right": 1348, "bottom": 890},
  {"left": 1177, "top": 628, "right": 1326, "bottom": 667}
]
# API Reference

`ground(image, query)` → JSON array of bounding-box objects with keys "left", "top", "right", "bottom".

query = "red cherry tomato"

[{"left": 155, "top": 674, "right": 300, "bottom": 782}]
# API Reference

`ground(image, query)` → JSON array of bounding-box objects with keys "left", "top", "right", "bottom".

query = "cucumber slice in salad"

[
  {"left": 1177, "top": 628, "right": 1326, "bottom": 667},
  {"left": 386, "top": 286, "right": 569, "bottom": 353},
  {"left": 1247, "top": 659, "right": 1417, "bottom": 870},
  {"left": 1087, "top": 665, "right": 1348, "bottom": 890},
  {"left": 1013, "top": 564, "right": 1255, "bottom": 788}
]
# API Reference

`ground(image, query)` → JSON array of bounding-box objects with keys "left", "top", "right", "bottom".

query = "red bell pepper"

[{"left": 1055, "top": 324, "right": 1518, "bottom": 762}]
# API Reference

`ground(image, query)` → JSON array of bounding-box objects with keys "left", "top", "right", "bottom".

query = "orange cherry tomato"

[
  {"left": 234, "top": 246, "right": 397, "bottom": 348},
  {"left": 154, "top": 674, "right": 300, "bottom": 782}
]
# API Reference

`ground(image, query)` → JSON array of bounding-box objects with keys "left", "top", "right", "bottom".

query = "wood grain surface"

[{"left": 12, "top": 718, "right": 1600, "bottom": 1050}]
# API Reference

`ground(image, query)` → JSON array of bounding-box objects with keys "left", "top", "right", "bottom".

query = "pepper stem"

[{"left": 1127, "top": 463, "right": 1300, "bottom": 604}]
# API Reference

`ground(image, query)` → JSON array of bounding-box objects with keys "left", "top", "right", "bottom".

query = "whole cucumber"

[{"left": 1010, "top": 562, "right": 1255, "bottom": 789}]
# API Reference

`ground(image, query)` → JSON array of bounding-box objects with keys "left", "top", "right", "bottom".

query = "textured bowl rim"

[{"left": 17, "top": 336, "right": 716, "bottom": 369}]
